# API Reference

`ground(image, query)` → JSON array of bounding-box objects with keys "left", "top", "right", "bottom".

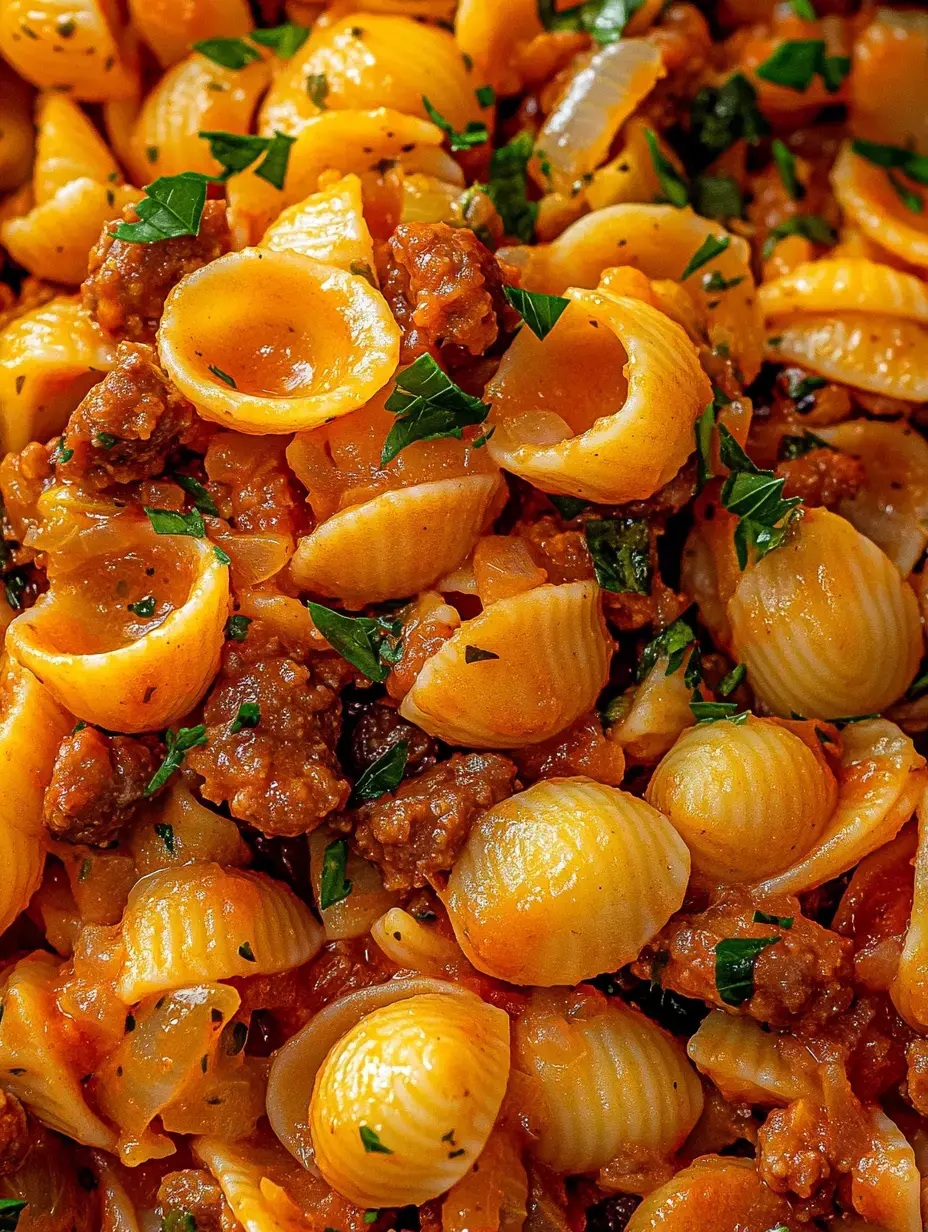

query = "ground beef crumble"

[
  {"left": 83, "top": 199, "right": 232, "bottom": 344},
  {"left": 0, "top": 1091, "right": 30, "bottom": 1177},
  {"left": 776, "top": 449, "right": 865, "bottom": 509},
  {"left": 344, "top": 696, "right": 439, "bottom": 779}
]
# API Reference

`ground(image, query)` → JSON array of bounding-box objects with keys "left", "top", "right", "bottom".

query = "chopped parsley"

[
  {"left": 762, "top": 213, "right": 835, "bottom": 259},
  {"left": 584, "top": 518, "right": 650, "bottom": 594},
  {"left": 690, "top": 74, "right": 769, "bottom": 162},
  {"left": 230, "top": 702, "right": 260, "bottom": 733},
  {"left": 787, "top": 372, "right": 828, "bottom": 407},
  {"left": 692, "top": 174, "right": 743, "bottom": 221},
  {"left": 353, "top": 741, "right": 409, "bottom": 802},
  {"left": 536, "top": 0, "right": 646, "bottom": 43},
  {"left": 695, "top": 401, "right": 716, "bottom": 492},
  {"left": 503, "top": 286, "right": 570, "bottom": 339},
  {"left": 778, "top": 430, "right": 833, "bottom": 460},
  {"left": 464, "top": 645, "right": 500, "bottom": 663},
  {"left": 161, "top": 1212, "right": 196, "bottom": 1232},
  {"left": 238, "top": 941, "right": 256, "bottom": 962},
  {"left": 888, "top": 171, "right": 924, "bottom": 214},
  {"left": 637, "top": 609, "right": 700, "bottom": 683},
  {"left": 144, "top": 506, "right": 206, "bottom": 538},
  {"left": 250, "top": 23, "right": 310, "bottom": 58},
  {"left": 173, "top": 473, "right": 218, "bottom": 516},
  {"left": 127, "top": 596, "right": 156, "bottom": 618},
  {"left": 680, "top": 234, "right": 730, "bottom": 281},
  {"left": 0, "top": 1203, "right": 27, "bottom": 1232},
  {"left": 753, "top": 909, "right": 794, "bottom": 929},
  {"left": 422, "top": 96, "right": 488, "bottom": 151},
  {"left": 359, "top": 1126, "right": 393, "bottom": 1155},
  {"left": 756, "top": 40, "right": 849, "bottom": 94},
  {"left": 155, "top": 823, "right": 175, "bottom": 855},
  {"left": 549, "top": 494, "right": 588, "bottom": 520},
  {"left": 789, "top": 0, "right": 817, "bottom": 16},
  {"left": 772, "top": 138, "right": 802, "bottom": 201},
  {"left": 476, "top": 85, "right": 495, "bottom": 107},
  {"left": 485, "top": 130, "right": 537, "bottom": 243},
  {"left": 145, "top": 725, "right": 208, "bottom": 796},
  {"left": 717, "top": 663, "right": 746, "bottom": 696},
  {"left": 199, "top": 129, "right": 295, "bottom": 189},
  {"left": 719, "top": 426, "right": 802, "bottom": 569},
  {"left": 95, "top": 431, "right": 118, "bottom": 449},
  {"left": 213, "top": 546, "right": 231, "bottom": 566},
  {"left": 225, "top": 614, "right": 252, "bottom": 641},
  {"left": 306, "top": 73, "right": 329, "bottom": 109},
  {"left": 192, "top": 37, "right": 260, "bottom": 69},
  {"left": 714, "top": 936, "right": 781, "bottom": 1007},
  {"left": 3, "top": 570, "right": 28, "bottom": 612},
  {"left": 689, "top": 691, "right": 748, "bottom": 724},
  {"left": 256, "top": 130, "right": 296, "bottom": 190},
  {"left": 113, "top": 172, "right": 211, "bottom": 244},
  {"left": 850, "top": 138, "right": 928, "bottom": 186},
  {"left": 208, "top": 364, "right": 236, "bottom": 388},
  {"left": 307, "top": 604, "right": 402, "bottom": 683},
  {"left": 644, "top": 128, "right": 688, "bottom": 207},
  {"left": 50, "top": 441, "right": 73, "bottom": 466},
  {"left": 320, "top": 837, "right": 353, "bottom": 909},
  {"left": 78, "top": 858, "right": 92, "bottom": 882},
  {"left": 381, "top": 355, "right": 489, "bottom": 466}
]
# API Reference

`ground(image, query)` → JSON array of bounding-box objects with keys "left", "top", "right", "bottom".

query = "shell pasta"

[{"left": 2, "top": 3, "right": 928, "bottom": 1230}]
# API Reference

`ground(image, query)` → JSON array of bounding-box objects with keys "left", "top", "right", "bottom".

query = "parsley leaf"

[
  {"left": 695, "top": 401, "right": 716, "bottom": 491},
  {"left": 381, "top": 355, "right": 489, "bottom": 465},
  {"left": 250, "top": 23, "right": 310, "bottom": 58},
  {"left": 690, "top": 74, "right": 769, "bottom": 162},
  {"left": 320, "top": 837, "right": 353, "bottom": 909},
  {"left": 777, "top": 430, "right": 833, "bottom": 460},
  {"left": 756, "top": 40, "right": 849, "bottom": 94},
  {"left": 208, "top": 365, "right": 236, "bottom": 388},
  {"left": 680, "top": 234, "right": 730, "bottom": 281},
  {"left": 238, "top": 941, "right": 256, "bottom": 962},
  {"left": 772, "top": 138, "right": 802, "bottom": 202},
  {"left": 485, "top": 131, "right": 537, "bottom": 243},
  {"left": 851, "top": 138, "right": 928, "bottom": 187},
  {"left": 690, "top": 690, "right": 748, "bottom": 724},
  {"left": 888, "top": 171, "right": 924, "bottom": 214},
  {"left": 225, "top": 614, "right": 251, "bottom": 641},
  {"left": 503, "top": 286, "right": 570, "bottom": 339},
  {"left": 144, "top": 506, "right": 206, "bottom": 538},
  {"left": 0, "top": 1201, "right": 26, "bottom": 1232},
  {"left": 353, "top": 741, "right": 409, "bottom": 803},
  {"left": 644, "top": 128, "right": 688, "bottom": 207},
  {"left": 422, "top": 96, "right": 488, "bottom": 151},
  {"left": 230, "top": 701, "right": 260, "bottom": 733},
  {"left": 637, "top": 609, "right": 699, "bottom": 682},
  {"left": 753, "top": 909, "right": 794, "bottom": 929},
  {"left": 113, "top": 172, "right": 210, "bottom": 244},
  {"left": 255, "top": 130, "right": 296, "bottom": 190},
  {"left": 306, "top": 73, "right": 329, "bottom": 108},
  {"left": 192, "top": 37, "right": 260, "bottom": 68},
  {"left": 718, "top": 663, "right": 746, "bottom": 696},
  {"left": 536, "top": 0, "right": 645, "bottom": 43},
  {"left": 127, "top": 596, "right": 156, "bottom": 618},
  {"left": 762, "top": 213, "right": 834, "bottom": 259},
  {"left": 787, "top": 372, "right": 827, "bottom": 407},
  {"left": 715, "top": 936, "right": 781, "bottom": 1006},
  {"left": 145, "top": 725, "right": 208, "bottom": 796},
  {"left": 549, "top": 495, "right": 588, "bottom": 519},
  {"left": 200, "top": 130, "right": 269, "bottom": 178},
  {"left": 693, "top": 174, "right": 743, "bottom": 220},
  {"left": 789, "top": 0, "right": 816, "bottom": 16},
  {"left": 162, "top": 1213, "right": 196, "bottom": 1232},
  {"left": 476, "top": 84, "right": 495, "bottom": 107},
  {"left": 360, "top": 1126, "right": 393, "bottom": 1155},
  {"left": 155, "top": 823, "right": 175, "bottom": 854},
  {"left": 308, "top": 603, "right": 402, "bottom": 683},
  {"left": 584, "top": 518, "right": 650, "bottom": 594},
  {"left": 718, "top": 426, "right": 802, "bottom": 569},
  {"left": 173, "top": 473, "right": 218, "bottom": 516}
]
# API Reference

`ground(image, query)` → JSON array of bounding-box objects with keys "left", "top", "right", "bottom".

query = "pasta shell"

[
  {"left": 728, "top": 509, "right": 923, "bottom": 720},
  {"left": 310, "top": 992, "right": 511, "bottom": 1207},
  {"left": 852, "top": 1110, "right": 921, "bottom": 1232},
  {"left": 514, "top": 991, "right": 703, "bottom": 1173},
  {"left": 608, "top": 653, "right": 696, "bottom": 765},
  {"left": 445, "top": 777, "right": 690, "bottom": 986},
  {"left": 891, "top": 786, "right": 928, "bottom": 1029},
  {"left": 193, "top": 1135, "right": 312, "bottom": 1232},
  {"left": 0, "top": 0, "right": 138, "bottom": 101},
  {"left": 753, "top": 719, "right": 926, "bottom": 896},
  {"left": 291, "top": 474, "right": 505, "bottom": 605},
  {"left": 832, "top": 142, "right": 928, "bottom": 271},
  {"left": 399, "top": 582, "right": 612, "bottom": 747},
  {"left": 370, "top": 907, "right": 462, "bottom": 975},
  {"left": 0, "top": 295, "right": 114, "bottom": 453},
  {"left": 502, "top": 204, "right": 764, "bottom": 382},
  {"left": 759, "top": 258, "right": 928, "bottom": 324},
  {"left": 487, "top": 290, "right": 712, "bottom": 503},
  {"left": 6, "top": 528, "right": 229, "bottom": 733},
  {"left": 157, "top": 249, "right": 401, "bottom": 435},
  {"left": 625, "top": 1157, "right": 799, "bottom": 1232},
  {"left": 127, "top": 0, "right": 251, "bottom": 68},
  {"left": 116, "top": 863, "right": 324, "bottom": 1003},
  {"left": 308, "top": 829, "right": 398, "bottom": 942},
  {"left": 687, "top": 1011, "right": 819, "bottom": 1106},
  {"left": 0, "top": 658, "right": 70, "bottom": 934},
  {"left": 0, "top": 953, "right": 116, "bottom": 1149},
  {"left": 454, "top": 0, "right": 542, "bottom": 94},
  {"left": 32, "top": 93, "right": 120, "bottom": 204},
  {"left": 851, "top": 9, "right": 928, "bottom": 154},
  {"left": 260, "top": 173, "right": 376, "bottom": 274},
  {"left": 646, "top": 717, "right": 837, "bottom": 885}
]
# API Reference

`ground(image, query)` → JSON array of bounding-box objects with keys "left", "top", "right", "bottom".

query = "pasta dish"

[{"left": 1, "top": 0, "right": 928, "bottom": 1229}]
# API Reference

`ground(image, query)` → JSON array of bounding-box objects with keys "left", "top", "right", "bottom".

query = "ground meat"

[
  {"left": 905, "top": 1038, "right": 928, "bottom": 1116},
  {"left": 584, "top": 1194, "right": 642, "bottom": 1232},
  {"left": 0, "top": 1091, "right": 29, "bottom": 1177},
  {"left": 335, "top": 753, "right": 518, "bottom": 892},
  {"left": 0, "top": 440, "right": 53, "bottom": 549},
  {"left": 83, "top": 199, "right": 231, "bottom": 344},
  {"left": 157, "top": 1169, "right": 236, "bottom": 1232},
  {"left": 344, "top": 697, "right": 438, "bottom": 779},
  {"left": 56, "top": 343, "right": 197, "bottom": 489},
  {"left": 376, "top": 222, "right": 521, "bottom": 366},
  {"left": 634, "top": 891, "right": 855, "bottom": 1027},
  {"left": 776, "top": 448, "right": 865, "bottom": 509},
  {"left": 43, "top": 726, "right": 159, "bottom": 846},
  {"left": 512, "top": 713, "right": 625, "bottom": 786},
  {"left": 203, "top": 433, "right": 305, "bottom": 538},
  {"left": 757, "top": 1100, "right": 835, "bottom": 1201},
  {"left": 188, "top": 623, "right": 352, "bottom": 837}
]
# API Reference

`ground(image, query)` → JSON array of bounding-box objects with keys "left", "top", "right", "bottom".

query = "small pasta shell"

[
  {"left": 687, "top": 1011, "right": 819, "bottom": 1106},
  {"left": 0, "top": 658, "right": 70, "bottom": 934},
  {"left": 609, "top": 653, "right": 697, "bottom": 765},
  {"left": 33, "top": 93, "right": 120, "bottom": 203},
  {"left": 728, "top": 509, "right": 923, "bottom": 720},
  {"left": 487, "top": 290, "right": 712, "bottom": 503},
  {"left": 370, "top": 907, "right": 462, "bottom": 976},
  {"left": 853, "top": 1110, "right": 922, "bottom": 1232},
  {"left": 445, "top": 778, "right": 690, "bottom": 986},
  {"left": 291, "top": 475, "right": 505, "bottom": 605},
  {"left": 260, "top": 173, "right": 376, "bottom": 274},
  {"left": 157, "top": 249, "right": 401, "bottom": 435},
  {"left": 193, "top": 1135, "right": 310, "bottom": 1232},
  {"left": 626, "top": 1157, "right": 799, "bottom": 1232},
  {"left": 753, "top": 719, "right": 926, "bottom": 896},
  {"left": 0, "top": 0, "right": 138, "bottom": 101},
  {"left": 646, "top": 717, "right": 837, "bottom": 885},
  {"left": 129, "top": 781, "right": 252, "bottom": 876},
  {"left": 454, "top": 0, "right": 542, "bottom": 94},
  {"left": 890, "top": 787, "right": 928, "bottom": 1030},
  {"left": 759, "top": 258, "right": 928, "bottom": 324},
  {"left": 127, "top": 0, "right": 251, "bottom": 68},
  {"left": 310, "top": 992, "right": 511, "bottom": 1207},
  {"left": 116, "top": 862, "right": 324, "bottom": 1004},
  {"left": 0, "top": 296, "right": 114, "bottom": 453},
  {"left": 399, "top": 582, "right": 612, "bottom": 747},
  {"left": 514, "top": 991, "right": 703, "bottom": 1174},
  {"left": 0, "top": 953, "right": 116, "bottom": 1149},
  {"left": 832, "top": 141, "right": 928, "bottom": 271},
  {"left": 6, "top": 531, "right": 229, "bottom": 733}
]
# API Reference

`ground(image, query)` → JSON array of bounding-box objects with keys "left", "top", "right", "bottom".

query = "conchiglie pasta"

[
  {"left": 290, "top": 474, "right": 505, "bottom": 604},
  {"left": 0, "top": 0, "right": 138, "bottom": 101},
  {"left": 608, "top": 654, "right": 696, "bottom": 765},
  {"left": 625, "top": 1157, "right": 800, "bottom": 1232},
  {"left": 370, "top": 907, "right": 462, "bottom": 975},
  {"left": 32, "top": 92, "right": 120, "bottom": 203},
  {"left": 0, "top": 953, "right": 116, "bottom": 1149},
  {"left": 399, "top": 581, "right": 612, "bottom": 747},
  {"left": 127, "top": 0, "right": 251, "bottom": 67},
  {"left": 832, "top": 142, "right": 928, "bottom": 272},
  {"left": 728, "top": 509, "right": 923, "bottom": 719},
  {"left": 646, "top": 717, "right": 837, "bottom": 885},
  {"left": 0, "top": 296, "right": 115, "bottom": 453},
  {"left": 259, "top": 13, "right": 485, "bottom": 138},
  {"left": 260, "top": 173, "right": 376, "bottom": 274},
  {"left": 157, "top": 249, "right": 401, "bottom": 435},
  {"left": 193, "top": 1135, "right": 314, "bottom": 1232},
  {"left": 513, "top": 990, "right": 703, "bottom": 1174},
  {"left": 0, "top": 657, "right": 71, "bottom": 934},
  {"left": 310, "top": 992, "right": 510, "bottom": 1207},
  {"left": 6, "top": 524, "right": 229, "bottom": 732},
  {"left": 687, "top": 1011, "right": 819, "bottom": 1106},
  {"left": 487, "top": 290, "right": 712, "bottom": 504},
  {"left": 759, "top": 258, "right": 928, "bottom": 324},
  {"left": 445, "top": 778, "right": 690, "bottom": 986},
  {"left": 116, "top": 863, "right": 324, "bottom": 1003}
]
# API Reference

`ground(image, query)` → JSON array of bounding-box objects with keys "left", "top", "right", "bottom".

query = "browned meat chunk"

[
  {"left": 336, "top": 753, "right": 518, "bottom": 892},
  {"left": 188, "top": 623, "right": 351, "bottom": 837},
  {"left": 377, "top": 222, "right": 521, "bottom": 365},
  {"left": 157, "top": 1170, "right": 235, "bottom": 1232},
  {"left": 634, "top": 891, "right": 855, "bottom": 1027},
  {"left": 83, "top": 199, "right": 231, "bottom": 343},
  {"left": 56, "top": 343, "right": 197, "bottom": 489},
  {"left": 0, "top": 1091, "right": 30, "bottom": 1177},
  {"left": 345, "top": 697, "right": 438, "bottom": 779},
  {"left": 906, "top": 1038, "right": 928, "bottom": 1116},
  {"left": 43, "top": 725, "right": 159, "bottom": 846},
  {"left": 776, "top": 449, "right": 865, "bottom": 509},
  {"left": 512, "top": 713, "right": 626, "bottom": 786}
]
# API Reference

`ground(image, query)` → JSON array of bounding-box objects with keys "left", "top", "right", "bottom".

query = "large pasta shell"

[
  {"left": 0, "top": 953, "right": 116, "bottom": 1149},
  {"left": 0, "top": 0, "right": 138, "bottom": 101},
  {"left": 487, "top": 291, "right": 711, "bottom": 503},
  {"left": 6, "top": 529, "right": 229, "bottom": 733},
  {"left": 759, "top": 258, "right": 928, "bottom": 324},
  {"left": 157, "top": 249, "right": 401, "bottom": 436},
  {"left": 127, "top": 0, "right": 251, "bottom": 67},
  {"left": 291, "top": 475, "right": 505, "bottom": 605},
  {"left": 399, "top": 582, "right": 612, "bottom": 747},
  {"left": 33, "top": 93, "right": 120, "bottom": 203},
  {"left": 646, "top": 717, "right": 836, "bottom": 885},
  {"left": 626, "top": 1158, "right": 800, "bottom": 1232},
  {"left": 514, "top": 991, "right": 702, "bottom": 1174},
  {"left": 445, "top": 778, "right": 690, "bottom": 986},
  {"left": 310, "top": 992, "right": 511, "bottom": 1207},
  {"left": 116, "top": 863, "right": 324, "bottom": 1003},
  {"left": 260, "top": 173, "right": 376, "bottom": 275},
  {"left": 194, "top": 1135, "right": 315, "bottom": 1232},
  {"left": 832, "top": 142, "right": 928, "bottom": 271},
  {"left": 728, "top": 509, "right": 922, "bottom": 719},
  {"left": 687, "top": 1011, "right": 819, "bottom": 1106}
]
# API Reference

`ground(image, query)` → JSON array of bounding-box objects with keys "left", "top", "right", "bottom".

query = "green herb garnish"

[
  {"left": 644, "top": 128, "right": 688, "bottom": 207},
  {"left": 173, "top": 473, "right": 218, "bottom": 516},
  {"left": 113, "top": 172, "right": 210, "bottom": 244},
  {"left": 353, "top": 741, "right": 409, "bottom": 802},
  {"left": 503, "top": 286, "right": 569, "bottom": 339},
  {"left": 381, "top": 355, "right": 489, "bottom": 466},
  {"left": 192, "top": 38, "right": 260, "bottom": 69},
  {"left": 680, "top": 234, "right": 730, "bottom": 281},
  {"left": 359, "top": 1126, "right": 393, "bottom": 1155},
  {"left": 250, "top": 23, "right": 310, "bottom": 57},
  {"left": 753, "top": 909, "right": 794, "bottom": 929},
  {"left": 155, "top": 823, "right": 175, "bottom": 854},
  {"left": 320, "top": 838, "right": 353, "bottom": 909},
  {"left": 718, "top": 426, "right": 802, "bottom": 568},
  {"left": 128, "top": 596, "right": 156, "bottom": 618},
  {"left": 423, "top": 96, "right": 488, "bottom": 151},
  {"left": 144, "top": 506, "right": 206, "bottom": 538},
  {"left": 584, "top": 518, "right": 650, "bottom": 594},
  {"left": 714, "top": 936, "right": 781, "bottom": 1006},
  {"left": 145, "top": 725, "right": 208, "bottom": 796},
  {"left": 772, "top": 138, "right": 802, "bottom": 201},
  {"left": 485, "top": 131, "right": 537, "bottom": 242},
  {"left": 308, "top": 604, "right": 402, "bottom": 683},
  {"left": 230, "top": 702, "right": 260, "bottom": 734}
]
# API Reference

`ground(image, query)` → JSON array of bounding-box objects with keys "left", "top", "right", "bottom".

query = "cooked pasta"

[{"left": 2, "top": 4, "right": 928, "bottom": 1230}]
